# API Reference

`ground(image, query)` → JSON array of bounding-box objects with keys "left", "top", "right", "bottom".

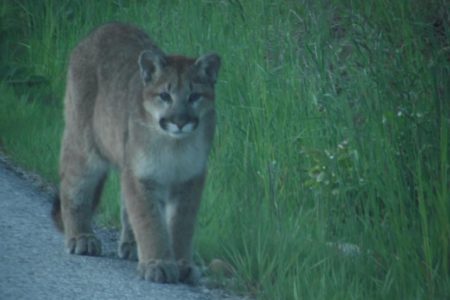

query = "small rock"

[{"left": 208, "top": 259, "right": 236, "bottom": 278}]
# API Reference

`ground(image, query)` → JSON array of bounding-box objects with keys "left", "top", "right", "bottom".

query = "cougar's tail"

[{"left": 51, "top": 193, "right": 64, "bottom": 232}]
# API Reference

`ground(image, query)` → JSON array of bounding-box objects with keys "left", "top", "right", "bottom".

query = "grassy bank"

[{"left": 1, "top": 0, "right": 449, "bottom": 298}]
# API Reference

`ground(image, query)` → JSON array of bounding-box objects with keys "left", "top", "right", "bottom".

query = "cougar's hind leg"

[
  {"left": 59, "top": 145, "right": 108, "bottom": 256},
  {"left": 118, "top": 196, "right": 137, "bottom": 260},
  {"left": 58, "top": 49, "right": 106, "bottom": 256}
]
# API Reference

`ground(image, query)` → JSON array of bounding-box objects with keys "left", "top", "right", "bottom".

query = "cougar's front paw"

[
  {"left": 178, "top": 260, "right": 201, "bottom": 285},
  {"left": 66, "top": 234, "right": 101, "bottom": 256},
  {"left": 138, "top": 260, "right": 179, "bottom": 283},
  {"left": 118, "top": 241, "right": 138, "bottom": 261}
]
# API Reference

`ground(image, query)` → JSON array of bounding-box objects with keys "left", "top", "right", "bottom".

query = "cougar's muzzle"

[{"left": 159, "top": 113, "right": 199, "bottom": 136}]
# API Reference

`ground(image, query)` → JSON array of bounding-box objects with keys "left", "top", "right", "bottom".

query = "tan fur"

[{"left": 55, "top": 22, "right": 220, "bottom": 284}]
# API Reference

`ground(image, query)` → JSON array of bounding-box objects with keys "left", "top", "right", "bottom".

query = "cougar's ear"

[
  {"left": 138, "top": 49, "right": 166, "bottom": 84},
  {"left": 193, "top": 53, "right": 221, "bottom": 85}
]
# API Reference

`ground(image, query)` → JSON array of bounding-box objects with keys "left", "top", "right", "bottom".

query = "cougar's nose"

[
  {"left": 159, "top": 114, "right": 199, "bottom": 134},
  {"left": 172, "top": 114, "right": 191, "bottom": 130},
  {"left": 173, "top": 114, "right": 199, "bottom": 133}
]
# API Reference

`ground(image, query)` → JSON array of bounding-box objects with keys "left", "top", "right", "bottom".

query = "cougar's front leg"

[
  {"left": 167, "top": 174, "right": 205, "bottom": 285},
  {"left": 121, "top": 169, "right": 179, "bottom": 283}
]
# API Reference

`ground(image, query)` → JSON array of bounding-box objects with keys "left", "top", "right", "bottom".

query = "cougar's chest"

[{"left": 132, "top": 134, "right": 208, "bottom": 183}]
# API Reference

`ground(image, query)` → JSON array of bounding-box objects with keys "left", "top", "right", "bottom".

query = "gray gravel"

[{"left": 0, "top": 162, "right": 237, "bottom": 300}]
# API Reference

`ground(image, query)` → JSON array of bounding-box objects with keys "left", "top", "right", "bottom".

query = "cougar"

[{"left": 52, "top": 22, "right": 221, "bottom": 284}]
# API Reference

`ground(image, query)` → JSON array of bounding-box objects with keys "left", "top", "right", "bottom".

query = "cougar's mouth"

[{"left": 159, "top": 116, "right": 199, "bottom": 137}]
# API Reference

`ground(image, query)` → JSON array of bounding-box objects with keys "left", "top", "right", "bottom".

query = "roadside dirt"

[{"left": 0, "top": 156, "right": 241, "bottom": 300}]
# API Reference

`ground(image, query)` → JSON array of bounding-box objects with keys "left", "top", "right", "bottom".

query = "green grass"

[{"left": 1, "top": 0, "right": 449, "bottom": 299}]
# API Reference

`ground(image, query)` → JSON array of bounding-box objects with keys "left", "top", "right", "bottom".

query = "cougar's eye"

[
  {"left": 188, "top": 93, "right": 201, "bottom": 103},
  {"left": 159, "top": 92, "right": 172, "bottom": 103}
]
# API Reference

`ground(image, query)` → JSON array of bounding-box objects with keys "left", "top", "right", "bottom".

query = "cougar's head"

[{"left": 138, "top": 49, "right": 220, "bottom": 138}]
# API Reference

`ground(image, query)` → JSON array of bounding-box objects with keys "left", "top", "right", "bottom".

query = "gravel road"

[{"left": 0, "top": 161, "right": 238, "bottom": 300}]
